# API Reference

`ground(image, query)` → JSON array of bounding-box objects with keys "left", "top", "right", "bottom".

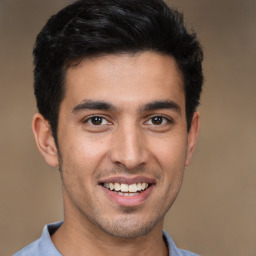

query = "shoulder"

[
  {"left": 13, "top": 222, "right": 63, "bottom": 256},
  {"left": 178, "top": 249, "right": 199, "bottom": 256},
  {"left": 13, "top": 239, "right": 41, "bottom": 256},
  {"left": 162, "top": 230, "right": 199, "bottom": 256}
]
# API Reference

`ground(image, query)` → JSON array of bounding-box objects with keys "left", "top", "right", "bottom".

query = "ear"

[
  {"left": 32, "top": 113, "right": 59, "bottom": 167},
  {"left": 185, "top": 112, "right": 200, "bottom": 166}
]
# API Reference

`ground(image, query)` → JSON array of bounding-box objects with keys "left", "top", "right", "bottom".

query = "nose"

[{"left": 109, "top": 123, "right": 149, "bottom": 170}]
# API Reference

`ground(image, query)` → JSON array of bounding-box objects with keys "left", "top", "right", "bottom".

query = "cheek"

[
  {"left": 149, "top": 134, "right": 188, "bottom": 169},
  {"left": 149, "top": 134, "right": 187, "bottom": 195},
  {"left": 60, "top": 133, "right": 110, "bottom": 174}
]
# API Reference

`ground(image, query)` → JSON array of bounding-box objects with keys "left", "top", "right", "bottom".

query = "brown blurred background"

[{"left": 0, "top": 0, "right": 255, "bottom": 255}]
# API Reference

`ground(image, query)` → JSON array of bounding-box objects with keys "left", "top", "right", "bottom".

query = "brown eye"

[
  {"left": 144, "top": 115, "right": 173, "bottom": 132},
  {"left": 87, "top": 116, "right": 108, "bottom": 126},
  {"left": 145, "top": 116, "right": 171, "bottom": 126},
  {"left": 151, "top": 116, "right": 164, "bottom": 125},
  {"left": 91, "top": 116, "right": 103, "bottom": 125}
]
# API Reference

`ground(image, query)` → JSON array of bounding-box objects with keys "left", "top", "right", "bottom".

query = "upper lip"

[{"left": 98, "top": 176, "right": 156, "bottom": 185}]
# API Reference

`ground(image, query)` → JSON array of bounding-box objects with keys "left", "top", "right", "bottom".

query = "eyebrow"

[
  {"left": 72, "top": 100, "right": 116, "bottom": 113},
  {"left": 142, "top": 100, "right": 181, "bottom": 114},
  {"left": 72, "top": 99, "right": 181, "bottom": 115}
]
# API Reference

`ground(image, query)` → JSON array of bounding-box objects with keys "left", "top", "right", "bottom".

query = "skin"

[{"left": 32, "top": 51, "right": 199, "bottom": 256}]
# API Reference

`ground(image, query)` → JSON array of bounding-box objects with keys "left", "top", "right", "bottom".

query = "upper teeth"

[{"left": 103, "top": 182, "right": 149, "bottom": 193}]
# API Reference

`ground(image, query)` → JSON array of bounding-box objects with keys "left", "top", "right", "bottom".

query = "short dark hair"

[{"left": 33, "top": 0, "right": 203, "bottom": 141}]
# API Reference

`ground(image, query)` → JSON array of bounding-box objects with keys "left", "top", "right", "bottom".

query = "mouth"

[
  {"left": 102, "top": 182, "right": 150, "bottom": 196},
  {"left": 98, "top": 176, "right": 155, "bottom": 206}
]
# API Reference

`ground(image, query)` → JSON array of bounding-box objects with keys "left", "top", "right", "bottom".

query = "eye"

[
  {"left": 146, "top": 116, "right": 169, "bottom": 125},
  {"left": 86, "top": 116, "right": 109, "bottom": 126},
  {"left": 81, "top": 115, "right": 113, "bottom": 133}
]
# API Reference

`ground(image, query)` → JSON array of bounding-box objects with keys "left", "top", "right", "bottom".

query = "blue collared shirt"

[{"left": 14, "top": 222, "right": 199, "bottom": 256}]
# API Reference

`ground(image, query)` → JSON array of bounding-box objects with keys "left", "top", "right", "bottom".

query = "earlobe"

[
  {"left": 32, "top": 113, "right": 59, "bottom": 167},
  {"left": 185, "top": 112, "right": 200, "bottom": 166}
]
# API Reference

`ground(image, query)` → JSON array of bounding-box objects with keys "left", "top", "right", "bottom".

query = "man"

[{"left": 15, "top": 0, "right": 203, "bottom": 255}]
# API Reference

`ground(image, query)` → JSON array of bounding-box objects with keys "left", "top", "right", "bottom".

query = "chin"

[{"left": 96, "top": 215, "right": 161, "bottom": 239}]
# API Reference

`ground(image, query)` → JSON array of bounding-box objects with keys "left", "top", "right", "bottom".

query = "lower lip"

[{"left": 100, "top": 185, "right": 154, "bottom": 207}]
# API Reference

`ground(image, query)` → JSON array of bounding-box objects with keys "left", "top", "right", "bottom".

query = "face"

[{"left": 39, "top": 52, "right": 199, "bottom": 239}]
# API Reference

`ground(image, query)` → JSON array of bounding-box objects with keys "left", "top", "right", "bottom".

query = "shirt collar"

[{"left": 39, "top": 221, "right": 192, "bottom": 256}]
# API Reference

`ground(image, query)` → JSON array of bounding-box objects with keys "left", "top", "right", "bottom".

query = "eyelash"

[
  {"left": 83, "top": 115, "right": 173, "bottom": 127},
  {"left": 145, "top": 115, "right": 173, "bottom": 126},
  {"left": 83, "top": 115, "right": 110, "bottom": 126}
]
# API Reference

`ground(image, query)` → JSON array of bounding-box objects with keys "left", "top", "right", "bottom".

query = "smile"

[{"left": 103, "top": 182, "right": 149, "bottom": 196}]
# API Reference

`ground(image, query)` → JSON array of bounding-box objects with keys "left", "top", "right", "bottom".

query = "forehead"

[{"left": 62, "top": 52, "right": 185, "bottom": 110}]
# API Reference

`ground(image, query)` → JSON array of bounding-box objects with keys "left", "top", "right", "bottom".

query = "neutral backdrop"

[{"left": 1, "top": 0, "right": 255, "bottom": 255}]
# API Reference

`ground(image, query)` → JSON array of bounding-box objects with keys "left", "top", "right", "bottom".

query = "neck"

[{"left": 51, "top": 216, "right": 168, "bottom": 256}]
